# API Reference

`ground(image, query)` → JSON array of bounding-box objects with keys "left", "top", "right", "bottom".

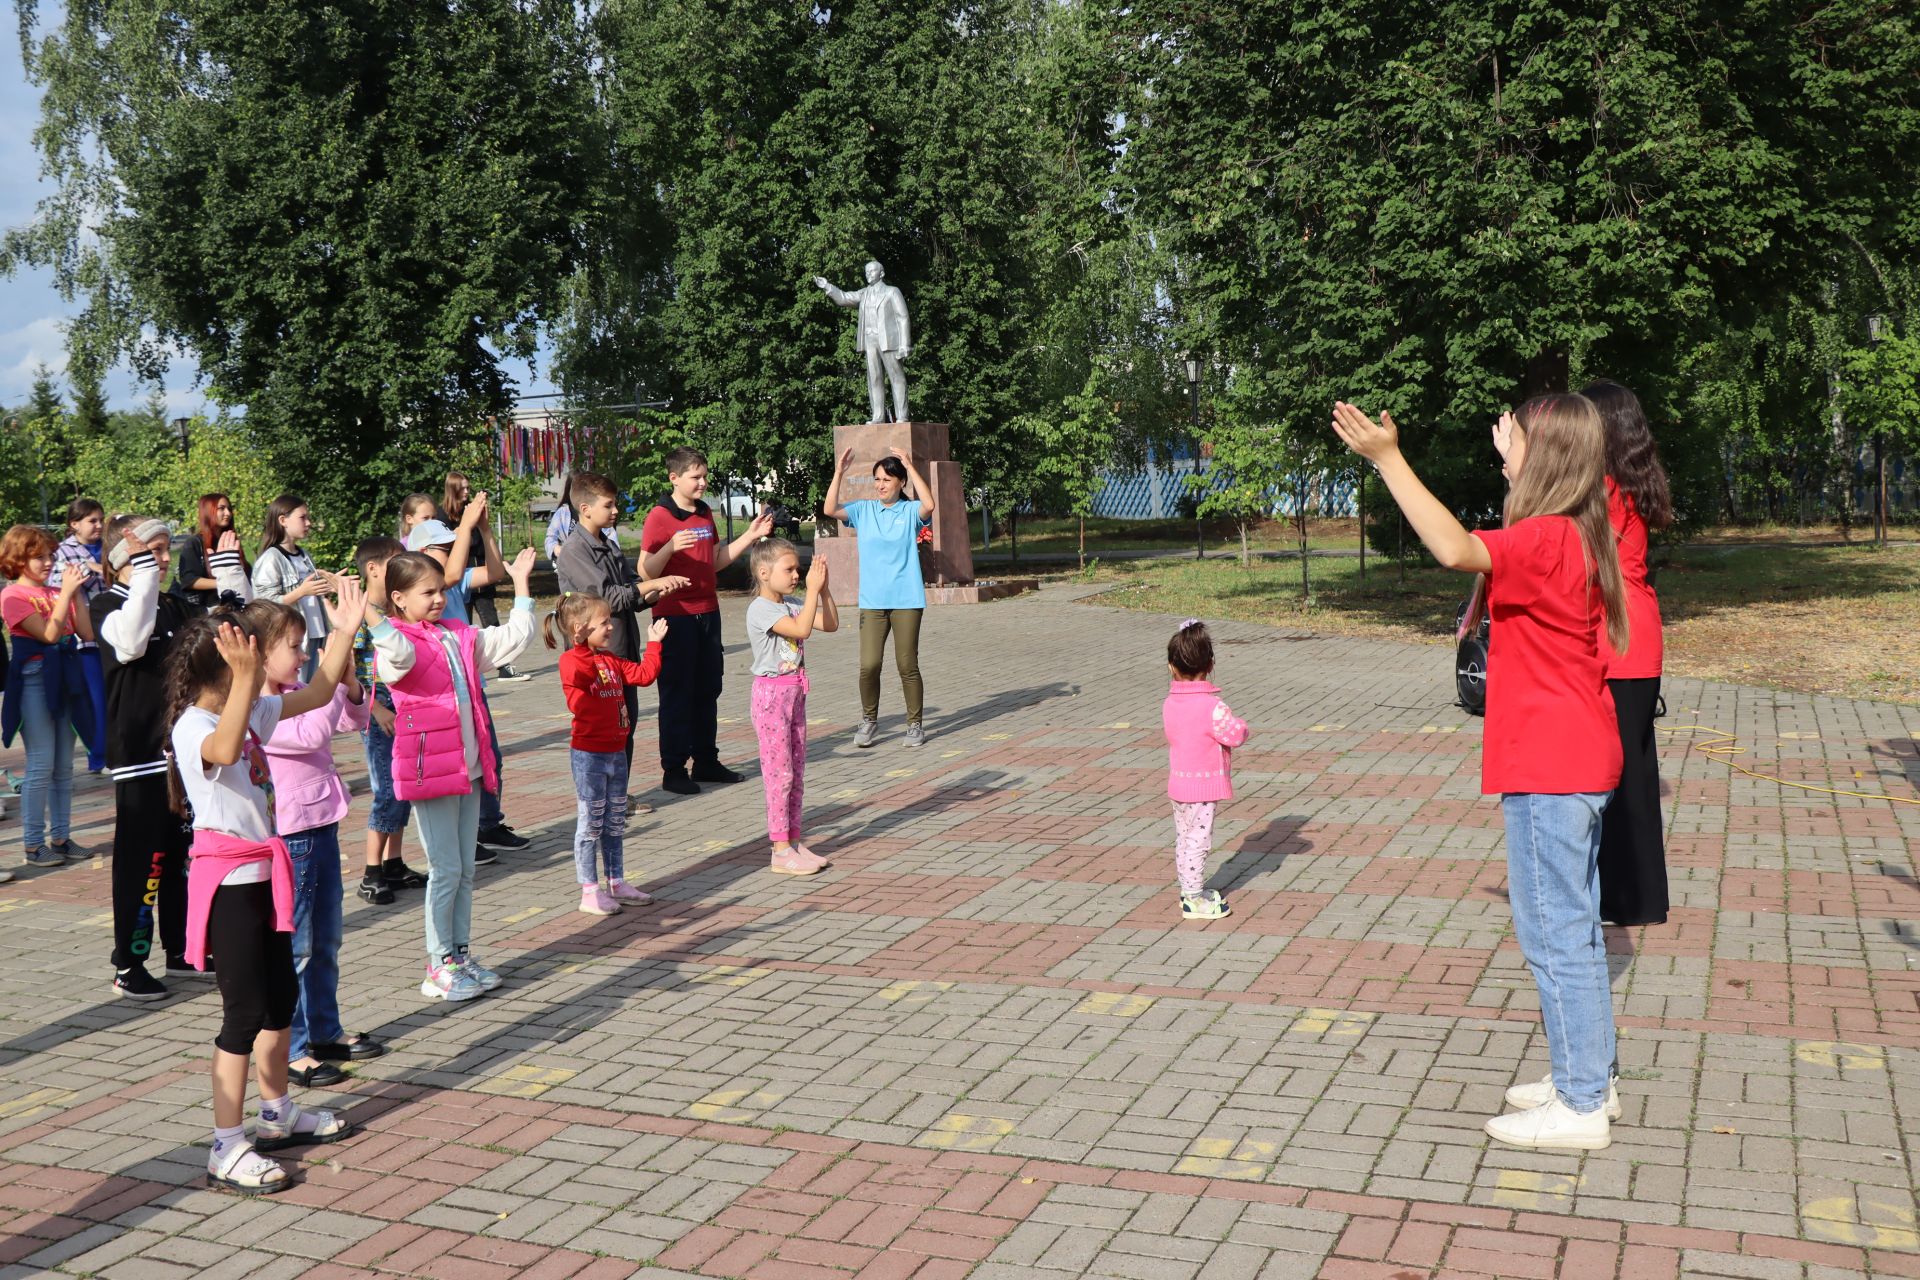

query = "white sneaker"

[
  {"left": 456, "top": 949, "right": 503, "bottom": 992},
  {"left": 420, "top": 958, "right": 485, "bottom": 1002},
  {"left": 1484, "top": 1097, "right": 1611, "bottom": 1150},
  {"left": 854, "top": 718, "right": 879, "bottom": 749},
  {"left": 1505, "top": 1072, "right": 1622, "bottom": 1120}
]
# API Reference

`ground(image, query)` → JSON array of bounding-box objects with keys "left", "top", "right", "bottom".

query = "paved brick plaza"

[{"left": 3, "top": 582, "right": 1919, "bottom": 1279}]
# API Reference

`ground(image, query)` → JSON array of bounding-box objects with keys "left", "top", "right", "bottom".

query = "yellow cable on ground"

[{"left": 1658, "top": 724, "right": 1920, "bottom": 806}]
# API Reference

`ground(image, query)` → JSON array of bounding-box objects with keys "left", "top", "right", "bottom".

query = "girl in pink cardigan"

[
  {"left": 246, "top": 599, "right": 384, "bottom": 1091},
  {"left": 1162, "top": 620, "right": 1249, "bottom": 920}
]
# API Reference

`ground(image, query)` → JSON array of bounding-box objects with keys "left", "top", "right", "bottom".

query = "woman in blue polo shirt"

[{"left": 824, "top": 446, "right": 935, "bottom": 749}]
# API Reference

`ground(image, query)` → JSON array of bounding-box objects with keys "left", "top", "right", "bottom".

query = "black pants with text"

[
  {"left": 656, "top": 612, "right": 724, "bottom": 775},
  {"left": 110, "top": 773, "right": 191, "bottom": 970}
]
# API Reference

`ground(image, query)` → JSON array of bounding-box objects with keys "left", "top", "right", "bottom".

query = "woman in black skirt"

[{"left": 1582, "top": 381, "right": 1672, "bottom": 926}]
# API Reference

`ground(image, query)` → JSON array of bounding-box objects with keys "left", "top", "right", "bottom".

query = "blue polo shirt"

[
  {"left": 441, "top": 566, "right": 481, "bottom": 625},
  {"left": 845, "top": 499, "right": 927, "bottom": 610}
]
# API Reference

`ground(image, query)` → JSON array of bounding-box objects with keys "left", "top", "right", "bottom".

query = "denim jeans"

[
  {"left": 480, "top": 728, "right": 504, "bottom": 830},
  {"left": 570, "top": 749, "right": 630, "bottom": 883},
  {"left": 1501, "top": 791, "right": 1617, "bottom": 1114},
  {"left": 414, "top": 790, "right": 480, "bottom": 960},
  {"left": 301, "top": 637, "right": 325, "bottom": 684},
  {"left": 284, "top": 822, "right": 345, "bottom": 1062},
  {"left": 17, "top": 661, "right": 73, "bottom": 851},
  {"left": 362, "top": 717, "right": 412, "bottom": 834}
]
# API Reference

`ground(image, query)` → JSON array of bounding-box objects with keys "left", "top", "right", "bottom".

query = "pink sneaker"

[
  {"left": 792, "top": 843, "right": 830, "bottom": 870},
  {"left": 607, "top": 879, "right": 652, "bottom": 904},
  {"left": 579, "top": 885, "right": 620, "bottom": 916},
  {"left": 769, "top": 848, "right": 822, "bottom": 876}
]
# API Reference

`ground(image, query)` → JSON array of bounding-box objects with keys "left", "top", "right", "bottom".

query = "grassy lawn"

[{"left": 1079, "top": 539, "right": 1920, "bottom": 705}]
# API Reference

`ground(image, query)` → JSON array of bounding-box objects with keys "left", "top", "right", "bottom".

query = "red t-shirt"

[
  {"left": 559, "top": 643, "right": 664, "bottom": 752},
  {"left": 640, "top": 499, "right": 719, "bottom": 617},
  {"left": 1598, "top": 479, "right": 1663, "bottom": 680},
  {"left": 1473, "top": 515, "right": 1623, "bottom": 796},
  {"left": 1, "top": 583, "right": 70, "bottom": 639}
]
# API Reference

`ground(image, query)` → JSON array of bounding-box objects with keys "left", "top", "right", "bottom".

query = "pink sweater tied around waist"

[{"left": 184, "top": 830, "right": 294, "bottom": 971}]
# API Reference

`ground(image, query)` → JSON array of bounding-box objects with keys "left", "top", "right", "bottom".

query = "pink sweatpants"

[
  {"left": 751, "top": 676, "right": 807, "bottom": 842},
  {"left": 1173, "top": 801, "right": 1215, "bottom": 896}
]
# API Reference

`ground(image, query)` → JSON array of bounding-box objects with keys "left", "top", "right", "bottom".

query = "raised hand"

[
  {"left": 214, "top": 622, "right": 259, "bottom": 682},
  {"left": 126, "top": 528, "right": 157, "bottom": 560},
  {"left": 1330, "top": 402, "right": 1401, "bottom": 462},
  {"left": 837, "top": 446, "right": 855, "bottom": 473},
  {"left": 888, "top": 445, "right": 911, "bottom": 464},
  {"left": 459, "top": 492, "right": 488, "bottom": 529},
  {"left": 806, "top": 556, "right": 827, "bottom": 591},
  {"left": 1492, "top": 411, "right": 1519, "bottom": 461},
  {"left": 506, "top": 545, "right": 536, "bottom": 593},
  {"left": 646, "top": 617, "right": 669, "bottom": 644},
  {"left": 323, "top": 575, "right": 366, "bottom": 632},
  {"left": 747, "top": 508, "right": 774, "bottom": 540}
]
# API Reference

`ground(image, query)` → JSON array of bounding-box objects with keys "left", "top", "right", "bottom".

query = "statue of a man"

[{"left": 813, "top": 260, "right": 911, "bottom": 423}]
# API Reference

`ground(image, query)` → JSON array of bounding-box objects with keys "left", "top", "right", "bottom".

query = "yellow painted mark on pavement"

[
  {"left": 1074, "top": 992, "right": 1156, "bottom": 1018},
  {"left": 690, "top": 839, "right": 730, "bottom": 854},
  {"left": 1489, "top": 1169, "right": 1580, "bottom": 1210},
  {"left": 1779, "top": 731, "right": 1821, "bottom": 740},
  {"left": 1804, "top": 1193, "right": 1920, "bottom": 1249},
  {"left": 82, "top": 911, "right": 114, "bottom": 927},
  {"left": 1173, "top": 1136, "right": 1275, "bottom": 1181},
  {"left": 0, "top": 898, "right": 39, "bottom": 913},
  {"left": 831, "top": 787, "right": 862, "bottom": 800},
  {"left": 982, "top": 733, "right": 1012, "bottom": 741},
  {"left": 718, "top": 716, "right": 740, "bottom": 724},
  {"left": 940, "top": 750, "right": 964, "bottom": 759},
  {"left": 1102, "top": 722, "right": 1132, "bottom": 730},
  {"left": 1288, "top": 1008, "right": 1375, "bottom": 1039},
  {"left": 0, "top": 1087, "right": 76, "bottom": 1120},
  {"left": 474, "top": 1065, "right": 577, "bottom": 1099},
  {"left": 917, "top": 1113, "right": 1014, "bottom": 1153},
  {"left": 879, "top": 980, "right": 954, "bottom": 1005},
  {"left": 1417, "top": 725, "right": 1458, "bottom": 735},
  {"left": 1795, "top": 1041, "right": 1886, "bottom": 1072},
  {"left": 502, "top": 906, "right": 545, "bottom": 924},
  {"left": 1307, "top": 724, "right": 1346, "bottom": 732},
  {"left": 687, "top": 1086, "right": 785, "bottom": 1123},
  {"left": 689, "top": 964, "right": 771, "bottom": 988},
  {"left": 884, "top": 768, "right": 917, "bottom": 778}
]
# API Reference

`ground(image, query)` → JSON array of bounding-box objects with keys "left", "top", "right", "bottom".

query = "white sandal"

[
  {"left": 208, "top": 1141, "right": 289, "bottom": 1196},
  {"left": 254, "top": 1103, "right": 354, "bottom": 1152}
]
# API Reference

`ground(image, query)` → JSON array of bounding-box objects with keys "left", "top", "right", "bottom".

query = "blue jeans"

[
  {"left": 18, "top": 662, "right": 73, "bottom": 851},
  {"left": 301, "top": 637, "right": 324, "bottom": 684},
  {"left": 1501, "top": 792, "right": 1617, "bottom": 1114},
  {"left": 570, "top": 749, "right": 630, "bottom": 884},
  {"left": 415, "top": 790, "right": 479, "bottom": 960},
  {"left": 362, "top": 717, "right": 412, "bottom": 834},
  {"left": 480, "top": 728, "right": 504, "bottom": 830},
  {"left": 285, "top": 822, "right": 345, "bottom": 1062}
]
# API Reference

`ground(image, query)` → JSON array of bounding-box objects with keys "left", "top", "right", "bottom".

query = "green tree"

[
  {"left": 1028, "top": 366, "right": 1122, "bottom": 569},
  {"left": 7, "top": 0, "right": 610, "bottom": 544}
]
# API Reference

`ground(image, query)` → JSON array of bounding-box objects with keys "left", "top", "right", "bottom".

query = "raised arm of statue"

[{"left": 813, "top": 277, "right": 857, "bottom": 308}]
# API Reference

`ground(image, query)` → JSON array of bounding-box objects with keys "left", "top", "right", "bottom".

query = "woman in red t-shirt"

[
  {"left": 1332, "top": 394, "right": 1627, "bottom": 1153},
  {"left": 1581, "top": 382, "right": 1672, "bottom": 927}
]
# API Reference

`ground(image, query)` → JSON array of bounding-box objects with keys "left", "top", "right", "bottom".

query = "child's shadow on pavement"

[{"left": 1213, "top": 815, "right": 1309, "bottom": 892}]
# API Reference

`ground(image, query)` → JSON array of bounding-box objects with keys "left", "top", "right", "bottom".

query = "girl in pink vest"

[
  {"left": 1162, "top": 620, "right": 1250, "bottom": 921},
  {"left": 364, "top": 549, "right": 537, "bottom": 1004},
  {"left": 165, "top": 580, "right": 364, "bottom": 1196}
]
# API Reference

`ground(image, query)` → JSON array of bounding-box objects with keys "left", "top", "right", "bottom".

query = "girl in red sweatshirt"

[{"left": 546, "top": 593, "right": 665, "bottom": 915}]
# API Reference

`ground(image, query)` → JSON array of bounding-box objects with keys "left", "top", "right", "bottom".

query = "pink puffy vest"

[{"left": 386, "top": 619, "right": 499, "bottom": 802}]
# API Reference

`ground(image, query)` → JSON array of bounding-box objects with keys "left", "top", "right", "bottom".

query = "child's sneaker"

[
  {"left": 770, "top": 848, "right": 823, "bottom": 876},
  {"left": 607, "top": 879, "right": 652, "bottom": 904},
  {"left": 1180, "top": 890, "right": 1229, "bottom": 920},
  {"left": 454, "top": 949, "right": 503, "bottom": 992},
  {"left": 420, "top": 957, "right": 485, "bottom": 1002},
  {"left": 579, "top": 884, "right": 620, "bottom": 915},
  {"left": 792, "top": 843, "right": 830, "bottom": 871}
]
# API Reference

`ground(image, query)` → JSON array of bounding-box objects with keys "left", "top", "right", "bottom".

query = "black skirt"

[{"left": 1600, "top": 676, "right": 1669, "bottom": 926}]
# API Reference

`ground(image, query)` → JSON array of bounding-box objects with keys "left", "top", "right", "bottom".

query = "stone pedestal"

[{"left": 820, "top": 421, "right": 980, "bottom": 599}]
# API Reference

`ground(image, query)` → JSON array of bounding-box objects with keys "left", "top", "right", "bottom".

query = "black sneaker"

[
  {"left": 662, "top": 773, "right": 701, "bottom": 796},
  {"left": 112, "top": 966, "right": 168, "bottom": 1001},
  {"left": 691, "top": 762, "right": 744, "bottom": 784},
  {"left": 163, "top": 954, "right": 205, "bottom": 976},
  {"left": 477, "top": 824, "right": 530, "bottom": 850},
  {"left": 473, "top": 846, "right": 498, "bottom": 866},
  {"left": 380, "top": 860, "right": 429, "bottom": 888},
  {"left": 358, "top": 878, "right": 395, "bottom": 905}
]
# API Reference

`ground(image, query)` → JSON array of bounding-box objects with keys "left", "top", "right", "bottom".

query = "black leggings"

[
  {"left": 1599, "top": 676, "right": 1669, "bottom": 926},
  {"left": 208, "top": 881, "right": 297, "bottom": 1054}
]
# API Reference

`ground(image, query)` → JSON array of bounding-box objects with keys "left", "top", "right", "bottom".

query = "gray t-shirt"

[{"left": 746, "top": 596, "right": 804, "bottom": 677}]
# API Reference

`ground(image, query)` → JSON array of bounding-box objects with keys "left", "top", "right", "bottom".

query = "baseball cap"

[{"left": 406, "top": 519, "right": 457, "bottom": 552}]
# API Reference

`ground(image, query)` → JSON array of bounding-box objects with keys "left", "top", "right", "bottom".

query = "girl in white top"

[
  {"left": 166, "top": 579, "right": 363, "bottom": 1196},
  {"left": 251, "top": 493, "right": 333, "bottom": 682}
]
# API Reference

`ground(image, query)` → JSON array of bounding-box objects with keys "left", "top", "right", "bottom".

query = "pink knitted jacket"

[{"left": 1162, "top": 679, "right": 1250, "bottom": 803}]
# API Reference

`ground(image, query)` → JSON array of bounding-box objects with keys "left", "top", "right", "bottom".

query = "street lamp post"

[
  {"left": 1868, "top": 315, "right": 1886, "bottom": 547},
  {"left": 172, "top": 417, "right": 191, "bottom": 466},
  {"left": 1184, "top": 352, "right": 1203, "bottom": 559}
]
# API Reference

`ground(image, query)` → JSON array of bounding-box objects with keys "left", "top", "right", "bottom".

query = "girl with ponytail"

[{"left": 1332, "top": 393, "right": 1625, "bottom": 1153}]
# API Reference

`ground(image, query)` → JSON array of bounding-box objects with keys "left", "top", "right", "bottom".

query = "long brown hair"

[
  {"left": 260, "top": 493, "right": 307, "bottom": 555},
  {"left": 443, "top": 472, "right": 470, "bottom": 522},
  {"left": 398, "top": 493, "right": 438, "bottom": 538},
  {"left": 163, "top": 611, "right": 252, "bottom": 816},
  {"left": 380, "top": 551, "right": 444, "bottom": 617},
  {"left": 1580, "top": 380, "right": 1673, "bottom": 531},
  {"left": 1505, "top": 395, "right": 1628, "bottom": 654},
  {"left": 196, "top": 493, "right": 248, "bottom": 571}
]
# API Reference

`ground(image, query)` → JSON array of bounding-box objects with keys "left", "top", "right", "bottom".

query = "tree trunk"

[
  {"left": 1010, "top": 509, "right": 1018, "bottom": 565},
  {"left": 1358, "top": 469, "right": 1366, "bottom": 586},
  {"left": 1077, "top": 514, "right": 1085, "bottom": 570},
  {"left": 1238, "top": 520, "right": 1250, "bottom": 567},
  {"left": 1297, "top": 481, "right": 1310, "bottom": 604}
]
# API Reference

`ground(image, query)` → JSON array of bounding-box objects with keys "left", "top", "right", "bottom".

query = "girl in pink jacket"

[
  {"left": 246, "top": 599, "right": 384, "bottom": 1091},
  {"left": 1162, "top": 620, "right": 1249, "bottom": 920}
]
